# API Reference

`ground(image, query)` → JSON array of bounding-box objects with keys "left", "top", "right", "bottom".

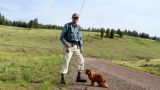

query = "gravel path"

[{"left": 66, "top": 58, "right": 160, "bottom": 90}]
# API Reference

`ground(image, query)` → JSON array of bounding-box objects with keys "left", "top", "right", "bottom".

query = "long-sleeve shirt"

[{"left": 60, "top": 22, "right": 83, "bottom": 48}]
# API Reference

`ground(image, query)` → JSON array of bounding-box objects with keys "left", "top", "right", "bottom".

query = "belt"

[
  {"left": 66, "top": 40, "right": 80, "bottom": 53},
  {"left": 66, "top": 40, "right": 80, "bottom": 45}
]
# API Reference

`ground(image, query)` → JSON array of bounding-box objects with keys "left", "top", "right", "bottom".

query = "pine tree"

[
  {"left": 100, "top": 28, "right": 105, "bottom": 39},
  {"left": 5, "top": 19, "right": 9, "bottom": 26},
  {"left": 117, "top": 28, "right": 121, "bottom": 34},
  {"left": 48, "top": 24, "right": 52, "bottom": 29},
  {"left": 132, "top": 30, "right": 138, "bottom": 37},
  {"left": 117, "top": 29, "right": 123, "bottom": 38},
  {"left": 28, "top": 20, "right": 34, "bottom": 28},
  {"left": 0, "top": 13, "right": 2, "bottom": 25},
  {"left": 87, "top": 27, "right": 91, "bottom": 31},
  {"left": 33, "top": 18, "right": 39, "bottom": 28},
  {"left": 110, "top": 29, "right": 115, "bottom": 39},
  {"left": 119, "top": 31, "right": 123, "bottom": 38},
  {"left": 124, "top": 29, "right": 128, "bottom": 35},
  {"left": 1, "top": 15, "right": 5, "bottom": 25},
  {"left": 152, "top": 36, "right": 157, "bottom": 40},
  {"left": 106, "top": 28, "right": 110, "bottom": 38}
]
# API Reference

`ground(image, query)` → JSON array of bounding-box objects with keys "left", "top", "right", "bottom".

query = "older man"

[{"left": 59, "top": 13, "right": 87, "bottom": 85}]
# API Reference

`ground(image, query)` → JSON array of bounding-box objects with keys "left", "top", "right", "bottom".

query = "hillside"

[
  {"left": 0, "top": 25, "right": 160, "bottom": 89},
  {"left": 0, "top": 25, "right": 160, "bottom": 60}
]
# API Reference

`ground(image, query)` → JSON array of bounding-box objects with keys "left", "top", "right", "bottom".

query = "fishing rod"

[{"left": 79, "top": 0, "right": 86, "bottom": 17}]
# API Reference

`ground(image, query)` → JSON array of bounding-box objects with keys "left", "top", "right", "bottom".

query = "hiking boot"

[
  {"left": 76, "top": 71, "right": 87, "bottom": 83},
  {"left": 59, "top": 74, "right": 66, "bottom": 86}
]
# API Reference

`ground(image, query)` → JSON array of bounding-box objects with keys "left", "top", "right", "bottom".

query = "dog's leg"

[
  {"left": 97, "top": 82, "right": 100, "bottom": 87},
  {"left": 98, "top": 82, "right": 102, "bottom": 87},
  {"left": 91, "top": 81, "right": 95, "bottom": 86},
  {"left": 103, "top": 82, "right": 109, "bottom": 88}
]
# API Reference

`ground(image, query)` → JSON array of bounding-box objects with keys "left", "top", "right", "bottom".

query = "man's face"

[{"left": 72, "top": 17, "right": 79, "bottom": 24}]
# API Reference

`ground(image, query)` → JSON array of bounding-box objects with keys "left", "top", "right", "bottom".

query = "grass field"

[
  {"left": 1, "top": 25, "right": 160, "bottom": 60},
  {"left": 113, "top": 59, "right": 160, "bottom": 75},
  {"left": 0, "top": 52, "right": 62, "bottom": 90},
  {"left": 0, "top": 26, "right": 63, "bottom": 90},
  {"left": 0, "top": 25, "right": 160, "bottom": 89}
]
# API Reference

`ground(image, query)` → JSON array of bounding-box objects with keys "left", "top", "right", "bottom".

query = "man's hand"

[
  {"left": 80, "top": 48, "right": 83, "bottom": 53},
  {"left": 65, "top": 42, "right": 71, "bottom": 48}
]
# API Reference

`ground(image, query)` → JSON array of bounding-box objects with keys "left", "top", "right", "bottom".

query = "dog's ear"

[
  {"left": 86, "top": 69, "right": 90, "bottom": 71},
  {"left": 88, "top": 71, "right": 91, "bottom": 75},
  {"left": 85, "top": 69, "right": 90, "bottom": 74}
]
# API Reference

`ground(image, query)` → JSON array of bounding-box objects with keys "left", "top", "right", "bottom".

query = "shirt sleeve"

[
  {"left": 79, "top": 27, "right": 83, "bottom": 49},
  {"left": 60, "top": 24, "right": 68, "bottom": 45}
]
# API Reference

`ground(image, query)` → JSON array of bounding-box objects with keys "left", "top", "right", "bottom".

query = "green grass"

[
  {"left": 0, "top": 25, "right": 160, "bottom": 89},
  {"left": 0, "top": 26, "right": 63, "bottom": 90},
  {"left": 113, "top": 59, "right": 160, "bottom": 75},
  {"left": 0, "top": 51, "right": 62, "bottom": 90},
  {"left": 0, "top": 25, "right": 160, "bottom": 61},
  {"left": 83, "top": 35, "right": 160, "bottom": 60}
]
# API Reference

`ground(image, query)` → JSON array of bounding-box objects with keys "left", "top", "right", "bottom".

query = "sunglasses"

[{"left": 73, "top": 17, "right": 79, "bottom": 19}]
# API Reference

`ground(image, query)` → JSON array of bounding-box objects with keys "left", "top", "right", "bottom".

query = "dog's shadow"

[{"left": 69, "top": 82, "right": 102, "bottom": 87}]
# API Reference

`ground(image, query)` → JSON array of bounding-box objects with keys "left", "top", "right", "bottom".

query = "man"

[{"left": 59, "top": 13, "right": 87, "bottom": 85}]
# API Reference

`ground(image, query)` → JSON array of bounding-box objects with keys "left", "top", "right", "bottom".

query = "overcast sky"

[{"left": 0, "top": 0, "right": 160, "bottom": 37}]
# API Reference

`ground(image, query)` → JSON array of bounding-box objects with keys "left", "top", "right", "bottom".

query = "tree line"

[
  {"left": 0, "top": 13, "right": 63, "bottom": 30},
  {"left": 99, "top": 28, "right": 149, "bottom": 39},
  {"left": 86, "top": 27, "right": 159, "bottom": 41},
  {"left": 0, "top": 12, "right": 159, "bottom": 41}
]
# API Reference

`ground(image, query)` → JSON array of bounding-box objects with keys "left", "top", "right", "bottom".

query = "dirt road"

[{"left": 66, "top": 58, "right": 160, "bottom": 90}]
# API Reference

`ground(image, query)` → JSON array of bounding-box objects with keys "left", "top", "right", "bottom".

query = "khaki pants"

[{"left": 60, "top": 45, "right": 85, "bottom": 74}]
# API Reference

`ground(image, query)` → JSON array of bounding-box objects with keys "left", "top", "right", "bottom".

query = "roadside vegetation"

[
  {"left": 0, "top": 26, "right": 63, "bottom": 90},
  {"left": 0, "top": 52, "right": 62, "bottom": 90},
  {"left": 113, "top": 59, "right": 160, "bottom": 75}
]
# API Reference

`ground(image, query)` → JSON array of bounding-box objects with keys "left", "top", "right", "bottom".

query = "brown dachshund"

[{"left": 85, "top": 69, "right": 109, "bottom": 88}]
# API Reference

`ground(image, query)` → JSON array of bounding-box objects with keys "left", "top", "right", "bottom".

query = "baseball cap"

[{"left": 72, "top": 13, "right": 79, "bottom": 18}]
